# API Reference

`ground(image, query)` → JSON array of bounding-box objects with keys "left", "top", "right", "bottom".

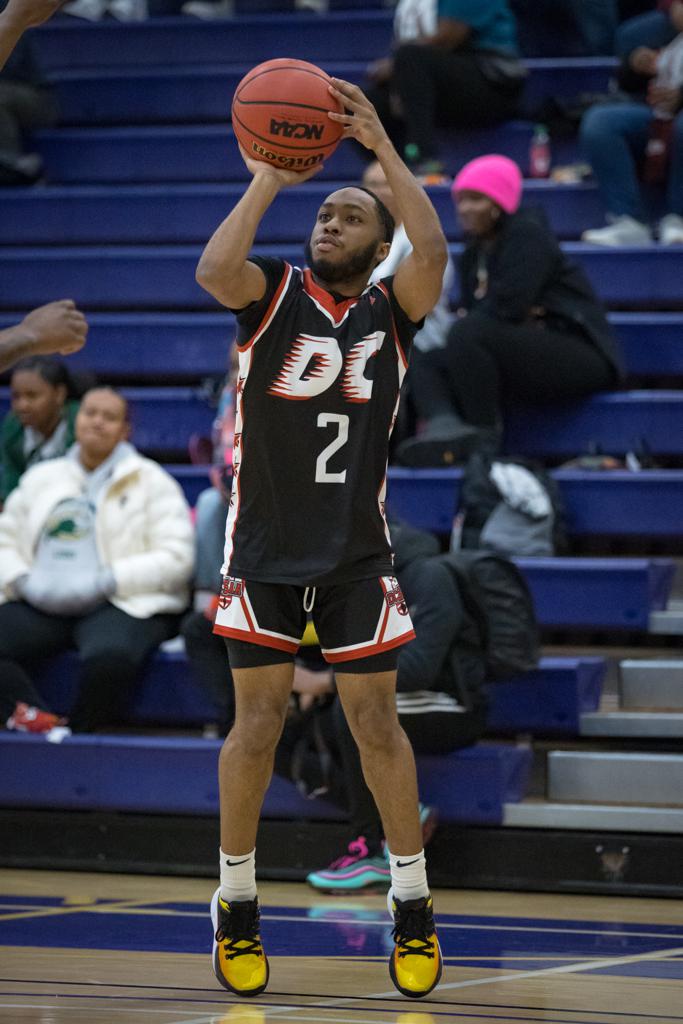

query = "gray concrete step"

[
  {"left": 620, "top": 659, "right": 683, "bottom": 708},
  {"left": 649, "top": 600, "right": 683, "bottom": 635},
  {"left": 504, "top": 800, "right": 683, "bottom": 833},
  {"left": 547, "top": 750, "right": 683, "bottom": 805},
  {"left": 580, "top": 710, "right": 683, "bottom": 737}
]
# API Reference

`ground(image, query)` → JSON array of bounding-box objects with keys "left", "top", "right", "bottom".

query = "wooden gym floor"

[{"left": 1, "top": 869, "right": 682, "bottom": 1023}]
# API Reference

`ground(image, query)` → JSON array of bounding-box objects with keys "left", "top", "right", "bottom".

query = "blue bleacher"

[
  {"left": 33, "top": 13, "right": 394, "bottom": 71},
  {"left": 2, "top": 244, "right": 681, "bottom": 309},
  {"left": 32, "top": 125, "right": 580, "bottom": 185},
  {"left": 2, "top": 312, "right": 680, "bottom": 380},
  {"left": 0, "top": 731, "right": 532, "bottom": 824},
  {"left": 47, "top": 59, "right": 615, "bottom": 128},
  {"left": 29, "top": 650, "right": 605, "bottom": 738},
  {"left": 0, "top": 181, "right": 605, "bottom": 244}
]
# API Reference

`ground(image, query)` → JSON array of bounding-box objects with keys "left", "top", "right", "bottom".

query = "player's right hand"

[
  {"left": 238, "top": 143, "right": 323, "bottom": 188},
  {"left": 20, "top": 299, "right": 88, "bottom": 356}
]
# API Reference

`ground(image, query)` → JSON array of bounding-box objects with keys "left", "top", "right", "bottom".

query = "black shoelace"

[
  {"left": 216, "top": 901, "right": 262, "bottom": 960},
  {"left": 392, "top": 902, "right": 436, "bottom": 960}
]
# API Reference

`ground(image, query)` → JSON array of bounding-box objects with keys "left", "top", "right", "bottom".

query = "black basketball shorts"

[{"left": 213, "top": 574, "right": 415, "bottom": 663}]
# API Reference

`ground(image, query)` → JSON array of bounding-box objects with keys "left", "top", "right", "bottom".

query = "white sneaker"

[
  {"left": 181, "top": 0, "right": 234, "bottom": 16},
  {"left": 581, "top": 215, "right": 653, "bottom": 247},
  {"left": 659, "top": 213, "right": 683, "bottom": 245}
]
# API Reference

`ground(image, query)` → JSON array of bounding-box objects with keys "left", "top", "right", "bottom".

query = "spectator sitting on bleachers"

[
  {"left": 581, "top": 7, "right": 683, "bottom": 245},
  {"left": 1, "top": 356, "right": 82, "bottom": 504},
  {"left": 276, "top": 518, "right": 488, "bottom": 893},
  {"left": 396, "top": 154, "right": 623, "bottom": 468},
  {"left": 365, "top": 0, "right": 526, "bottom": 177},
  {"left": 0, "top": 386, "right": 194, "bottom": 734},
  {"left": 0, "top": 27, "right": 56, "bottom": 184}
]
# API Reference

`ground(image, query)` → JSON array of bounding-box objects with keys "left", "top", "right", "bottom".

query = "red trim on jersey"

[
  {"left": 377, "top": 281, "right": 408, "bottom": 369},
  {"left": 213, "top": 623, "right": 299, "bottom": 653},
  {"left": 238, "top": 262, "right": 292, "bottom": 352},
  {"left": 323, "top": 629, "right": 416, "bottom": 663},
  {"left": 303, "top": 268, "right": 359, "bottom": 321}
]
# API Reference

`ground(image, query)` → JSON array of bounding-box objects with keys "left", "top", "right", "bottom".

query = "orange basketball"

[{"left": 231, "top": 58, "right": 344, "bottom": 172}]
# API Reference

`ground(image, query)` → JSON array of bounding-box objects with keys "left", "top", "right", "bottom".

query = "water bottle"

[{"left": 529, "top": 124, "right": 551, "bottom": 179}]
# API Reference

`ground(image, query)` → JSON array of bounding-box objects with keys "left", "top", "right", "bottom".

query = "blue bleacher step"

[
  {"left": 32, "top": 124, "right": 581, "bottom": 185},
  {"left": 33, "top": 12, "right": 394, "bottom": 72},
  {"left": 0, "top": 182, "right": 605, "bottom": 244},
  {"left": 516, "top": 557, "right": 675, "bottom": 630},
  {"left": 2, "top": 311, "right": 679, "bottom": 380},
  {"left": 1, "top": 244, "right": 681, "bottom": 309},
  {"left": 3, "top": 385, "right": 683, "bottom": 465},
  {"left": 0, "top": 732, "right": 530, "bottom": 825},
  {"left": 385, "top": 468, "right": 683, "bottom": 539},
  {"left": 33, "top": 650, "right": 606, "bottom": 739},
  {"left": 47, "top": 59, "right": 615, "bottom": 127}
]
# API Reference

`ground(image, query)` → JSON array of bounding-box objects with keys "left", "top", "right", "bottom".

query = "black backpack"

[
  {"left": 457, "top": 452, "right": 567, "bottom": 557},
  {"left": 442, "top": 549, "right": 540, "bottom": 681}
]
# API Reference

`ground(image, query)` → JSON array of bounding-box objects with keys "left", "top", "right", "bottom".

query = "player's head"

[
  {"left": 75, "top": 386, "right": 130, "bottom": 466},
  {"left": 306, "top": 186, "right": 394, "bottom": 286},
  {"left": 452, "top": 154, "right": 522, "bottom": 237},
  {"left": 361, "top": 160, "right": 399, "bottom": 223}
]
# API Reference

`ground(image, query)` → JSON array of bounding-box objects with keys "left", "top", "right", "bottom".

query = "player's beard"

[{"left": 305, "top": 237, "right": 379, "bottom": 285}]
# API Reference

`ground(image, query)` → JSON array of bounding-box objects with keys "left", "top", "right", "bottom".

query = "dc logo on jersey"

[
  {"left": 268, "top": 331, "right": 386, "bottom": 403},
  {"left": 218, "top": 575, "right": 243, "bottom": 609},
  {"left": 384, "top": 577, "right": 408, "bottom": 616}
]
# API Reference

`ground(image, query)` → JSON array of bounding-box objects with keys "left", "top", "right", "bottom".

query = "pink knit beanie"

[{"left": 452, "top": 154, "right": 522, "bottom": 214}]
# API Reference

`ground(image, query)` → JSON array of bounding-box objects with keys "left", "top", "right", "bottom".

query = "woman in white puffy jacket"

[{"left": 0, "top": 387, "right": 195, "bottom": 733}]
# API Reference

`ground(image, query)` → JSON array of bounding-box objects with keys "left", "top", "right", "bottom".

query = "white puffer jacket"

[{"left": 0, "top": 448, "right": 194, "bottom": 619}]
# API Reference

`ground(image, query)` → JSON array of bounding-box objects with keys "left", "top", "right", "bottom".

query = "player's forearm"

[
  {"left": 196, "top": 174, "right": 281, "bottom": 285},
  {"left": 374, "top": 138, "right": 447, "bottom": 270},
  {"left": 0, "top": 324, "right": 33, "bottom": 373}
]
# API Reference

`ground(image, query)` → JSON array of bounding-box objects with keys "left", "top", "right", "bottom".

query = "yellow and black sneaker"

[
  {"left": 210, "top": 888, "right": 270, "bottom": 997},
  {"left": 388, "top": 890, "right": 442, "bottom": 998}
]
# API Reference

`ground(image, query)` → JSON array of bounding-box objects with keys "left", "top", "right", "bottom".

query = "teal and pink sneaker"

[{"left": 306, "top": 836, "right": 391, "bottom": 894}]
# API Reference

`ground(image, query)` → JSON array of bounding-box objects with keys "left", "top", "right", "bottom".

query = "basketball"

[{"left": 231, "top": 58, "right": 345, "bottom": 172}]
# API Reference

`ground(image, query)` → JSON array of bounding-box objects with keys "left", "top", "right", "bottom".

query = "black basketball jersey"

[{"left": 223, "top": 256, "right": 420, "bottom": 585}]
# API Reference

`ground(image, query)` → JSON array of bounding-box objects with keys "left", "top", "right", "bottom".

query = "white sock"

[
  {"left": 219, "top": 847, "right": 257, "bottom": 903},
  {"left": 388, "top": 848, "right": 429, "bottom": 903}
]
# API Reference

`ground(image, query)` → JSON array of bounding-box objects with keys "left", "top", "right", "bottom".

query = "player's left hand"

[{"left": 327, "top": 78, "right": 390, "bottom": 153}]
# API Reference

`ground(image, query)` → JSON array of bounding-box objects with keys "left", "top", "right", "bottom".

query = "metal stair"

[{"left": 505, "top": 657, "right": 683, "bottom": 834}]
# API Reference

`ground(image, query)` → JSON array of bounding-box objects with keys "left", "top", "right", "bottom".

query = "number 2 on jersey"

[{"left": 315, "top": 413, "right": 349, "bottom": 484}]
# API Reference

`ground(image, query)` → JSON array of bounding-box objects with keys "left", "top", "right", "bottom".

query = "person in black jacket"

[
  {"left": 289, "top": 519, "right": 488, "bottom": 894},
  {"left": 396, "top": 154, "right": 623, "bottom": 468}
]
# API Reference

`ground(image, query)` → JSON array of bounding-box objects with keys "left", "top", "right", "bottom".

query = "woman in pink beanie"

[{"left": 396, "top": 154, "right": 623, "bottom": 467}]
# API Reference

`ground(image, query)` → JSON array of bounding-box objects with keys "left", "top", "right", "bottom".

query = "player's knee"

[
  {"left": 349, "top": 694, "right": 401, "bottom": 753},
  {"left": 229, "top": 701, "right": 287, "bottom": 757}
]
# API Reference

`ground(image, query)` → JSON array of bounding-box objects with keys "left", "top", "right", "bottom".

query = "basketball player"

[{"left": 196, "top": 77, "right": 448, "bottom": 999}]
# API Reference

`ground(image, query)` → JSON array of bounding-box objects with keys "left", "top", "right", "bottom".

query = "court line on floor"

[
  {"left": 2, "top": 899, "right": 682, "bottom": 943},
  {"left": 369, "top": 943, "right": 683, "bottom": 997}
]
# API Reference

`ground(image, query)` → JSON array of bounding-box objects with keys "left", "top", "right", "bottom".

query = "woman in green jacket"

[{"left": 0, "top": 356, "right": 80, "bottom": 503}]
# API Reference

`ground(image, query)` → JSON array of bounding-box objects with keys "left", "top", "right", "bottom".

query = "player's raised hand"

[
  {"left": 327, "top": 78, "right": 390, "bottom": 154},
  {"left": 20, "top": 299, "right": 88, "bottom": 356},
  {"left": 237, "top": 143, "right": 323, "bottom": 188}
]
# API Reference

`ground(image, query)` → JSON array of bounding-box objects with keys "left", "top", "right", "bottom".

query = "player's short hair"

[{"left": 354, "top": 186, "right": 395, "bottom": 245}]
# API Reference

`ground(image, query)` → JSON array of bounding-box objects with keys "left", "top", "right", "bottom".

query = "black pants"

[
  {"left": 0, "top": 601, "right": 180, "bottom": 731},
  {"left": 0, "top": 81, "right": 57, "bottom": 162},
  {"left": 180, "top": 609, "right": 235, "bottom": 732},
  {"left": 330, "top": 694, "right": 487, "bottom": 849},
  {"left": 367, "top": 46, "right": 522, "bottom": 162},
  {"left": 409, "top": 313, "right": 617, "bottom": 428}
]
